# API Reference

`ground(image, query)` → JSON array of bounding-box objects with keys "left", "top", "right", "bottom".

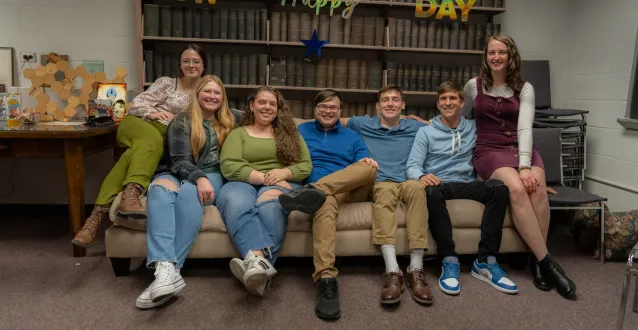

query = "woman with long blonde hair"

[
  {"left": 136, "top": 75, "right": 239, "bottom": 309},
  {"left": 462, "top": 34, "right": 576, "bottom": 299},
  {"left": 216, "top": 86, "right": 312, "bottom": 297}
]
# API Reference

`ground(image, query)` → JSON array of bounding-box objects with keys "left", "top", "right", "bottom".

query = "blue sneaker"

[
  {"left": 471, "top": 256, "right": 518, "bottom": 294},
  {"left": 439, "top": 257, "right": 461, "bottom": 295}
]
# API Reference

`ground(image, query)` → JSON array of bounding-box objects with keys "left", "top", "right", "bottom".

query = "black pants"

[{"left": 426, "top": 179, "right": 509, "bottom": 260}]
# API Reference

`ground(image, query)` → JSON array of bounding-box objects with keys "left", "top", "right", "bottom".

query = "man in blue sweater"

[
  {"left": 278, "top": 90, "right": 379, "bottom": 320},
  {"left": 406, "top": 81, "right": 517, "bottom": 296}
]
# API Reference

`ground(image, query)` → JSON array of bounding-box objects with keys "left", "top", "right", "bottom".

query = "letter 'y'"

[{"left": 456, "top": 0, "right": 476, "bottom": 22}]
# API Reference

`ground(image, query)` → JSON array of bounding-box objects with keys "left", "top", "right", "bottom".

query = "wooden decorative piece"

[{"left": 22, "top": 52, "right": 128, "bottom": 122}]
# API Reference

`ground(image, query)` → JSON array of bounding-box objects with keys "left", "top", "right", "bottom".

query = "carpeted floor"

[{"left": 1, "top": 208, "right": 637, "bottom": 330}]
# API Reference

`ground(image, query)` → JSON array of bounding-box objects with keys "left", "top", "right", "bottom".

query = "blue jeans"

[
  {"left": 146, "top": 172, "right": 224, "bottom": 269},
  {"left": 215, "top": 181, "right": 301, "bottom": 264}
]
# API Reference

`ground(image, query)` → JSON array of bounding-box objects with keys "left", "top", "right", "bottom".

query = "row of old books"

[
  {"left": 143, "top": 5, "right": 268, "bottom": 41},
  {"left": 389, "top": 20, "right": 501, "bottom": 50},
  {"left": 395, "top": 0, "right": 504, "bottom": 6},
  {"left": 387, "top": 63, "right": 479, "bottom": 92},
  {"left": 270, "top": 57, "right": 384, "bottom": 90},
  {"left": 271, "top": 12, "right": 385, "bottom": 47},
  {"left": 143, "top": 50, "right": 268, "bottom": 85}
]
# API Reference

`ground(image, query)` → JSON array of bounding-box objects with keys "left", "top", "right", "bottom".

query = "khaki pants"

[
  {"left": 372, "top": 180, "right": 428, "bottom": 250},
  {"left": 310, "top": 162, "right": 377, "bottom": 282}
]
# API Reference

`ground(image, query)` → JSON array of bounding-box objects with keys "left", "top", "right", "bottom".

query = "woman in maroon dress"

[{"left": 462, "top": 34, "right": 576, "bottom": 299}]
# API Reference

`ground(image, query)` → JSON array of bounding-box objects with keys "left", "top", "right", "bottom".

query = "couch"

[{"left": 105, "top": 194, "right": 528, "bottom": 276}]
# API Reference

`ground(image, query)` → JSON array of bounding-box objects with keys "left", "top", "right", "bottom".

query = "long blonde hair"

[
  {"left": 184, "top": 75, "right": 235, "bottom": 161},
  {"left": 479, "top": 34, "right": 525, "bottom": 93}
]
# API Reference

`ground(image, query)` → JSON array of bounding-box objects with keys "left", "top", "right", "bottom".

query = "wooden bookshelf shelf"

[
  {"left": 142, "top": 36, "right": 268, "bottom": 45},
  {"left": 388, "top": 46, "right": 483, "bottom": 55},
  {"left": 274, "top": 86, "right": 379, "bottom": 94},
  {"left": 269, "top": 41, "right": 387, "bottom": 51}
]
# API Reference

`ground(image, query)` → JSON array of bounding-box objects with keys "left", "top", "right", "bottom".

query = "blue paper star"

[{"left": 301, "top": 30, "right": 328, "bottom": 60}]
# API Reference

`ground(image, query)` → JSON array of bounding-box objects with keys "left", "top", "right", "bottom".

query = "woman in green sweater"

[{"left": 217, "top": 86, "right": 312, "bottom": 297}]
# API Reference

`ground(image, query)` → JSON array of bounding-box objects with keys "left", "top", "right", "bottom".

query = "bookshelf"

[{"left": 135, "top": 0, "right": 507, "bottom": 119}]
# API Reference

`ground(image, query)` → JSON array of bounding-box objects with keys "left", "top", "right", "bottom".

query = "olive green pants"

[{"left": 94, "top": 115, "right": 167, "bottom": 206}]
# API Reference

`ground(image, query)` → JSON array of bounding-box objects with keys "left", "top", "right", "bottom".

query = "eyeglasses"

[
  {"left": 317, "top": 104, "right": 340, "bottom": 112},
  {"left": 180, "top": 59, "right": 203, "bottom": 66}
]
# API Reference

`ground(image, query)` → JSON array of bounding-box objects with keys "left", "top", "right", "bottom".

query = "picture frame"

[
  {"left": 96, "top": 82, "right": 127, "bottom": 122},
  {"left": 0, "top": 47, "right": 14, "bottom": 87}
]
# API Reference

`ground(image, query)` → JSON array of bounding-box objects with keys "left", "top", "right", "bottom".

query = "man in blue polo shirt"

[
  {"left": 345, "top": 85, "right": 432, "bottom": 306},
  {"left": 278, "top": 89, "right": 379, "bottom": 320}
]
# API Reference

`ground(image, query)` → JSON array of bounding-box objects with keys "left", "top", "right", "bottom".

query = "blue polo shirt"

[
  {"left": 348, "top": 116, "right": 425, "bottom": 182},
  {"left": 298, "top": 120, "right": 369, "bottom": 183}
]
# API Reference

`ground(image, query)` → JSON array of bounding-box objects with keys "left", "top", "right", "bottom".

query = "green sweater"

[{"left": 220, "top": 127, "right": 313, "bottom": 183}]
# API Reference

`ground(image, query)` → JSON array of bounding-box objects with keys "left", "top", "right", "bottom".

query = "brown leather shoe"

[
  {"left": 117, "top": 183, "right": 146, "bottom": 219},
  {"left": 380, "top": 271, "right": 404, "bottom": 304},
  {"left": 71, "top": 205, "right": 110, "bottom": 247},
  {"left": 406, "top": 267, "right": 433, "bottom": 305}
]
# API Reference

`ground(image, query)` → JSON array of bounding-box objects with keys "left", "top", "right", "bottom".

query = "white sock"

[
  {"left": 410, "top": 249, "right": 424, "bottom": 270},
  {"left": 245, "top": 250, "right": 258, "bottom": 260},
  {"left": 381, "top": 245, "right": 400, "bottom": 273}
]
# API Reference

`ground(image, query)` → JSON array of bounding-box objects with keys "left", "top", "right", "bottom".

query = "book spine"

[
  {"left": 350, "top": 16, "right": 364, "bottom": 45},
  {"left": 367, "top": 61, "right": 382, "bottom": 90},
  {"left": 228, "top": 10, "right": 238, "bottom": 39},
  {"left": 238, "top": 10, "right": 246, "bottom": 40},
  {"left": 248, "top": 55, "right": 258, "bottom": 85},
  {"left": 435, "top": 22, "right": 443, "bottom": 48},
  {"left": 463, "top": 66, "right": 471, "bottom": 85},
  {"left": 316, "top": 59, "right": 328, "bottom": 88},
  {"left": 441, "top": 23, "right": 450, "bottom": 49},
  {"left": 220, "top": 9, "right": 228, "bottom": 39},
  {"left": 475, "top": 24, "right": 485, "bottom": 50},
  {"left": 300, "top": 13, "right": 312, "bottom": 40},
  {"left": 280, "top": 12, "right": 288, "bottom": 42},
  {"left": 162, "top": 54, "right": 171, "bottom": 78},
  {"left": 271, "top": 12, "right": 280, "bottom": 42},
  {"left": 418, "top": 21, "right": 427, "bottom": 48},
  {"left": 402, "top": 65, "right": 410, "bottom": 90},
  {"left": 431, "top": 65, "right": 441, "bottom": 90},
  {"left": 289, "top": 12, "right": 300, "bottom": 43},
  {"left": 311, "top": 15, "right": 319, "bottom": 38},
  {"left": 358, "top": 60, "right": 368, "bottom": 89},
  {"left": 222, "top": 54, "right": 232, "bottom": 83},
  {"left": 417, "top": 65, "right": 425, "bottom": 91},
  {"left": 143, "top": 4, "right": 160, "bottom": 36},
  {"left": 343, "top": 18, "right": 352, "bottom": 44},
  {"left": 206, "top": 53, "right": 213, "bottom": 75},
  {"left": 388, "top": 18, "right": 396, "bottom": 47},
  {"left": 260, "top": 9, "right": 267, "bottom": 41},
  {"left": 425, "top": 65, "right": 432, "bottom": 91},
  {"left": 329, "top": 14, "right": 344, "bottom": 44},
  {"left": 144, "top": 50, "right": 154, "bottom": 82},
  {"left": 327, "top": 59, "right": 335, "bottom": 88},
  {"left": 270, "top": 57, "right": 285, "bottom": 86},
  {"left": 303, "top": 101, "right": 313, "bottom": 119},
  {"left": 286, "top": 58, "right": 296, "bottom": 86},
  {"left": 450, "top": 22, "right": 459, "bottom": 49},
  {"left": 255, "top": 10, "right": 261, "bottom": 40},
  {"left": 240, "top": 55, "right": 248, "bottom": 85},
  {"left": 303, "top": 62, "right": 316, "bottom": 87},
  {"left": 410, "top": 21, "right": 419, "bottom": 48},
  {"left": 427, "top": 21, "right": 436, "bottom": 48},
  {"left": 458, "top": 24, "right": 467, "bottom": 50},
  {"left": 486, "top": 23, "right": 494, "bottom": 39},
  {"left": 160, "top": 6, "right": 172, "bottom": 37},
  {"left": 213, "top": 54, "right": 222, "bottom": 77},
  {"left": 374, "top": 17, "right": 385, "bottom": 47},
  {"left": 246, "top": 10, "right": 255, "bottom": 40},
  {"left": 334, "top": 59, "right": 348, "bottom": 89},
  {"left": 348, "top": 60, "right": 360, "bottom": 89},
  {"left": 363, "top": 16, "right": 376, "bottom": 46},
  {"left": 319, "top": 14, "right": 330, "bottom": 41},
  {"left": 403, "top": 19, "right": 411, "bottom": 48},
  {"left": 396, "top": 63, "right": 404, "bottom": 88},
  {"left": 292, "top": 100, "right": 304, "bottom": 118},
  {"left": 171, "top": 7, "right": 183, "bottom": 37},
  {"left": 184, "top": 8, "right": 194, "bottom": 38},
  {"left": 211, "top": 9, "right": 219, "bottom": 39},
  {"left": 386, "top": 62, "right": 397, "bottom": 86},
  {"left": 357, "top": 103, "right": 366, "bottom": 116},
  {"left": 467, "top": 23, "right": 476, "bottom": 50},
  {"left": 170, "top": 54, "right": 179, "bottom": 78},
  {"left": 295, "top": 58, "right": 304, "bottom": 86},
  {"left": 154, "top": 53, "right": 163, "bottom": 79}
]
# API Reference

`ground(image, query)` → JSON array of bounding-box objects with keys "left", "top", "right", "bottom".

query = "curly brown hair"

[
  {"left": 238, "top": 86, "right": 301, "bottom": 165},
  {"left": 479, "top": 34, "right": 525, "bottom": 93}
]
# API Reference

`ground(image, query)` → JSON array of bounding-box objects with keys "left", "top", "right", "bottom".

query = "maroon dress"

[{"left": 473, "top": 77, "right": 544, "bottom": 180}]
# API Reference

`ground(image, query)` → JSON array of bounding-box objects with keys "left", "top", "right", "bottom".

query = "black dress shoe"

[
  {"left": 278, "top": 186, "right": 326, "bottom": 214},
  {"left": 530, "top": 256, "right": 552, "bottom": 291},
  {"left": 316, "top": 278, "right": 341, "bottom": 320},
  {"left": 539, "top": 254, "right": 576, "bottom": 299}
]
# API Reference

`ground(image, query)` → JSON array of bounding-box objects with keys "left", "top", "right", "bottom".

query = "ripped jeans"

[
  {"left": 215, "top": 181, "right": 302, "bottom": 264},
  {"left": 425, "top": 179, "right": 509, "bottom": 260},
  {"left": 146, "top": 172, "right": 224, "bottom": 269}
]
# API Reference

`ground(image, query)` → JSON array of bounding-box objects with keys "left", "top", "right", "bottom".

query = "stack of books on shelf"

[
  {"left": 143, "top": 4, "right": 268, "bottom": 41},
  {"left": 270, "top": 56, "right": 383, "bottom": 91},
  {"left": 389, "top": 19, "right": 500, "bottom": 51},
  {"left": 387, "top": 63, "right": 479, "bottom": 92},
  {"left": 270, "top": 12, "right": 385, "bottom": 47},
  {"left": 143, "top": 50, "right": 268, "bottom": 85}
]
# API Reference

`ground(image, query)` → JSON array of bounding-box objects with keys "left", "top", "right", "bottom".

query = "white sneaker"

[
  {"left": 136, "top": 284, "right": 174, "bottom": 309},
  {"left": 230, "top": 257, "right": 248, "bottom": 285},
  {"left": 243, "top": 255, "right": 277, "bottom": 297},
  {"left": 149, "top": 261, "right": 185, "bottom": 302}
]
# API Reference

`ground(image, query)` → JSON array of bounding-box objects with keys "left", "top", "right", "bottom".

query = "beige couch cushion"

[{"left": 111, "top": 193, "right": 512, "bottom": 233}]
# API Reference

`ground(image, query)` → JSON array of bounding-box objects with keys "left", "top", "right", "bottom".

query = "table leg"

[{"left": 64, "top": 140, "right": 86, "bottom": 257}]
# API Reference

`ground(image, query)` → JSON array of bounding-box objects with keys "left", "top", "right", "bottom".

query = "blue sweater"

[
  {"left": 298, "top": 120, "right": 369, "bottom": 183},
  {"left": 406, "top": 115, "right": 477, "bottom": 183}
]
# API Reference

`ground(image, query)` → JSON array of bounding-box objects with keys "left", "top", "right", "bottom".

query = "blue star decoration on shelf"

[{"left": 301, "top": 29, "right": 328, "bottom": 61}]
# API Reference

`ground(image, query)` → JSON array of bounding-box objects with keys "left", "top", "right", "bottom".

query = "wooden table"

[{"left": 0, "top": 121, "right": 118, "bottom": 257}]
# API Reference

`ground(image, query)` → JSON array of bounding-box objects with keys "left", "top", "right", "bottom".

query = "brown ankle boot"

[
  {"left": 117, "top": 183, "right": 146, "bottom": 219},
  {"left": 72, "top": 205, "right": 110, "bottom": 247}
]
